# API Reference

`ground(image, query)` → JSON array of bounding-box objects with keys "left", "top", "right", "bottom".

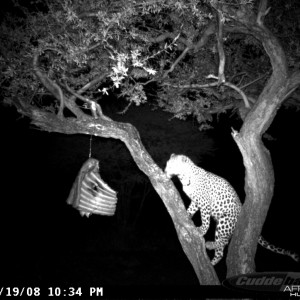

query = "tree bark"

[{"left": 227, "top": 127, "right": 274, "bottom": 275}]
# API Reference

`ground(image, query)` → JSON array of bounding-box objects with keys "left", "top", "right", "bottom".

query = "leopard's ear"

[
  {"left": 181, "top": 155, "right": 189, "bottom": 163},
  {"left": 170, "top": 153, "right": 176, "bottom": 158}
]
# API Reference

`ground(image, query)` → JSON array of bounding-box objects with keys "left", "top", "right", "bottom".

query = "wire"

[{"left": 89, "top": 135, "right": 93, "bottom": 158}]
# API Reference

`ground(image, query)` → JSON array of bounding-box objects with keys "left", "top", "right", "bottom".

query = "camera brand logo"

[{"left": 223, "top": 272, "right": 300, "bottom": 296}]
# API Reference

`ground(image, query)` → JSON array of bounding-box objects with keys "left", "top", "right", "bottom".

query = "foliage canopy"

[{"left": 1, "top": 0, "right": 299, "bottom": 129}]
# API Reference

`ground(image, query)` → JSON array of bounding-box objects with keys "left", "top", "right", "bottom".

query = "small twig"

[
  {"left": 282, "top": 86, "right": 298, "bottom": 102},
  {"left": 240, "top": 73, "right": 268, "bottom": 90},
  {"left": 229, "top": 72, "right": 247, "bottom": 83},
  {"left": 117, "top": 102, "right": 132, "bottom": 115}
]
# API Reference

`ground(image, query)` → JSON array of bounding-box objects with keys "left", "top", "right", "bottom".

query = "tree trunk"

[
  {"left": 227, "top": 69, "right": 300, "bottom": 275},
  {"left": 224, "top": 1, "right": 300, "bottom": 276},
  {"left": 227, "top": 128, "right": 274, "bottom": 275},
  {"left": 226, "top": 58, "right": 300, "bottom": 277},
  {"left": 226, "top": 65, "right": 300, "bottom": 277}
]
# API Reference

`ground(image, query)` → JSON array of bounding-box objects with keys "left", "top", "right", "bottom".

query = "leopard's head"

[{"left": 165, "top": 154, "right": 190, "bottom": 178}]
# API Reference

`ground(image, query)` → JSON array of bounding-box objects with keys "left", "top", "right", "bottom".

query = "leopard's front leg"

[{"left": 187, "top": 197, "right": 211, "bottom": 236}]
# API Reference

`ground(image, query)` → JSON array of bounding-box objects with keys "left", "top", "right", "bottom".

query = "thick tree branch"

[
  {"left": 26, "top": 108, "right": 220, "bottom": 285},
  {"left": 223, "top": 0, "right": 300, "bottom": 276}
]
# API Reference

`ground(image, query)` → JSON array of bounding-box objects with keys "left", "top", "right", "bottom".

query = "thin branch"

[
  {"left": 216, "top": 10, "right": 226, "bottom": 84},
  {"left": 117, "top": 102, "right": 132, "bottom": 115},
  {"left": 163, "top": 47, "right": 190, "bottom": 79},
  {"left": 162, "top": 81, "right": 218, "bottom": 89},
  {"left": 33, "top": 49, "right": 64, "bottom": 119},
  {"left": 147, "top": 32, "right": 192, "bottom": 48},
  {"left": 163, "top": 79, "right": 250, "bottom": 108},
  {"left": 69, "top": 73, "right": 108, "bottom": 103},
  {"left": 64, "top": 79, "right": 112, "bottom": 121},
  {"left": 224, "top": 82, "right": 250, "bottom": 108},
  {"left": 84, "top": 42, "right": 103, "bottom": 53},
  {"left": 229, "top": 72, "right": 247, "bottom": 83},
  {"left": 206, "top": 75, "right": 250, "bottom": 108},
  {"left": 194, "top": 24, "right": 215, "bottom": 52},
  {"left": 63, "top": 80, "right": 97, "bottom": 118},
  {"left": 257, "top": 0, "right": 271, "bottom": 26},
  {"left": 146, "top": 23, "right": 215, "bottom": 53},
  {"left": 240, "top": 73, "right": 268, "bottom": 90},
  {"left": 33, "top": 48, "right": 86, "bottom": 118}
]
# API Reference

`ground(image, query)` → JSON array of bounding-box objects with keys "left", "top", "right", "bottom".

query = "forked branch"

[{"left": 33, "top": 50, "right": 65, "bottom": 119}]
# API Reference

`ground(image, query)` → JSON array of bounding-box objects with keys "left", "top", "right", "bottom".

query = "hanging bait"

[{"left": 67, "top": 158, "right": 117, "bottom": 217}]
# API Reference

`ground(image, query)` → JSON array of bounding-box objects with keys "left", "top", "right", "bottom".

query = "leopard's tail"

[{"left": 258, "top": 236, "right": 299, "bottom": 262}]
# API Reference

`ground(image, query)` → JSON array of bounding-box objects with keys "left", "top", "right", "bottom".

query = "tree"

[{"left": 1, "top": 0, "right": 300, "bottom": 285}]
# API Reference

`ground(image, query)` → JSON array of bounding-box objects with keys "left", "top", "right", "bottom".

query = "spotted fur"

[{"left": 165, "top": 154, "right": 299, "bottom": 265}]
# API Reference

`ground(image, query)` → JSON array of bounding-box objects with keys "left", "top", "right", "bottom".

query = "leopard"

[{"left": 165, "top": 153, "right": 299, "bottom": 265}]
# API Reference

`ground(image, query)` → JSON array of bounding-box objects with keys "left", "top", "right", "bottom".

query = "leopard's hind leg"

[{"left": 205, "top": 213, "right": 236, "bottom": 265}]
